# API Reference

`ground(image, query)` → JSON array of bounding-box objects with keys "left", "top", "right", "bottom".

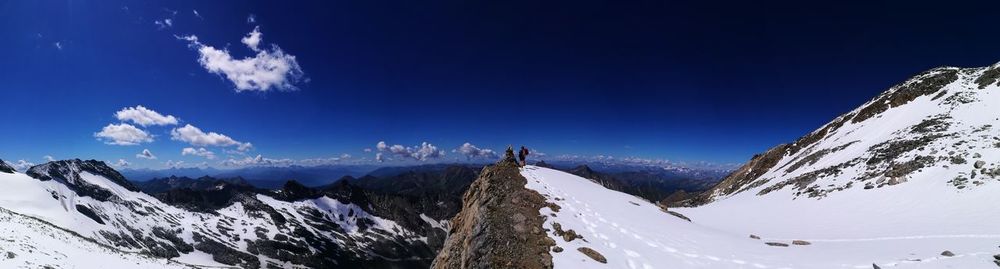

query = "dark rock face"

[
  {"left": 0, "top": 159, "right": 14, "bottom": 173},
  {"left": 74, "top": 204, "right": 104, "bottom": 225},
  {"left": 134, "top": 176, "right": 250, "bottom": 194},
  {"left": 26, "top": 159, "right": 140, "bottom": 201},
  {"left": 432, "top": 149, "right": 554, "bottom": 269}
]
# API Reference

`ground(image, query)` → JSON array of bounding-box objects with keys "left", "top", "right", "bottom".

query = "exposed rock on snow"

[
  {"left": 792, "top": 240, "right": 811, "bottom": 246},
  {"left": 577, "top": 247, "right": 607, "bottom": 263}
]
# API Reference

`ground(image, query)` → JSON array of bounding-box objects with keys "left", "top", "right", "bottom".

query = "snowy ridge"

[
  {"left": 0, "top": 160, "right": 434, "bottom": 268},
  {"left": 522, "top": 165, "right": 1000, "bottom": 268}
]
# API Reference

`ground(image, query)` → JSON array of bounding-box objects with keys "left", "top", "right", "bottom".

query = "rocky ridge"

[{"left": 432, "top": 147, "right": 555, "bottom": 269}]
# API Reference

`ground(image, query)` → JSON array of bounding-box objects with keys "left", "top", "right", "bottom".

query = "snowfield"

[
  {"left": 522, "top": 166, "right": 1000, "bottom": 269},
  {"left": 0, "top": 207, "right": 199, "bottom": 269}
]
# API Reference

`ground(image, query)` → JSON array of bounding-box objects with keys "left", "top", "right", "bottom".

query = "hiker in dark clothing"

[{"left": 518, "top": 146, "right": 529, "bottom": 167}]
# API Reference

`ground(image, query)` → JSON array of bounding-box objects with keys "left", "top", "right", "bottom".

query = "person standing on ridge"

[{"left": 518, "top": 146, "right": 530, "bottom": 167}]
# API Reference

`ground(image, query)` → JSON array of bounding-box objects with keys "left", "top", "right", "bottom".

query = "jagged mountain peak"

[
  {"left": 0, "top": 158, "right": 14, "bottom": 174},
  {"left": 687, "top": 62, "right": 1000, "bottom": 205}
]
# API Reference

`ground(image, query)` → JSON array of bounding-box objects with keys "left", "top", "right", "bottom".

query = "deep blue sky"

[{"left": 2, "top": 0, "right": 999, "bottom": 169}]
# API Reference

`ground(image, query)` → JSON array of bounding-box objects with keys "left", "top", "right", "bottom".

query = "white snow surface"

[{"left": 522, "top": 166, "right": 1000, "bottom": 269}]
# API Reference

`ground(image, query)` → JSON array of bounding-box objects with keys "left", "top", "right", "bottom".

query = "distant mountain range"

[{"left": 120, "top": 165, "right": 380, "bottom": 188}]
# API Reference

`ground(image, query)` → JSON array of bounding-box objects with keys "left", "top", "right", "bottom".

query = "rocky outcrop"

[
  {"left": 0, "top": 159, "right": 14, "bottom": 174},
  {"left": 432, "top": 147, "right": 555, "bottom": 269},
  {"left": 27, "top": 159, "right": 140, "bottom": 201}
]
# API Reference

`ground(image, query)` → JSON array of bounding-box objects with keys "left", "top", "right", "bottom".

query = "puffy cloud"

[
  {"left": 375, "top": 153, "right": 384, "bottom": 163},
  {"left": 113, "top": 159, "right": 131, "bottom": 167},
  {"left": 375, "top": 141, "right": 445, "bottom": 161},
  {"left": 94, "top": 123, "right": 153, "bottom": 145},
  {"left": 115, "top": 105, "right": 178, "bottom": 126},
  {"left": 7, "top": 160, "right": 35, "bottom": 171},
  {"left": 247, "top": 14, "right": 256, "bottom": 24},
  {"left": 454, "top": 142, "right": 497, "bottom": 159},
  {"left": 136, "top": 149, "right": 157, "bottom": 160},
  {"left": 43, "top": 155, "right": 55, "bottom": 162},
  {"left": 178, "top": 27, "right": 303, "bottom": 92},
  {"left": 241, "top": 26, "right": 262, "bottom": 52},
  {"left": 182, "top": 147, "right": 216, "bottom": 159},
  {"left": 363, "top": 148, "right": 372, "bottom": 153},
  {"left": 170, "top": 124, "right": 252, "bottom": 150},
  {"left": 221, "top": 155, "right": 292, "bottom": 167},
  {"left": 54, "top": 42, "right": 63, "bottom": 50}
]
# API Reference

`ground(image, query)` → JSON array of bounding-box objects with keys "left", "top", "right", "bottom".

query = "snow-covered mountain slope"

[
  {"left": 671, "top": 63, "right": 1000, "bottom": 239},
  {"left": 0, "top": 159, "right": 437, "bottom": 268},
  {"left": 0, "top": 207, "right": 202, "bottom": 269},
  {"left": 690, "top": 63, "right": 1000, "bottom": 205},
  {"left": 522, "top": 165, "right": 1000, "bottom": 268}
]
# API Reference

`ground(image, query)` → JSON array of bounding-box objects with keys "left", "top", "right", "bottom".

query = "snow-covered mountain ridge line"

[
  {"left": 682, "top": 62, "right": 1000, "bottom": 205},
  {"left": 0, "top": 158, "right": 450, "bottom": 268}
]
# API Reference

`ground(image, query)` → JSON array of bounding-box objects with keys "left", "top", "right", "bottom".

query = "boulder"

[
  {"left": 765, "top": 242, "right": 789, "bottom": 247},
  {"left": 940, "top": 250, "right": 954, "bottom": 257},
  {"left": 975, "top": 160, "right": 986, "bottom": 169},
  {"left": 792, "top": 240, "right": 811, "bottom": 245},
  {"left": 577, "top": 247, "right": 607, "bottom": 263},
  {"left": 749, "top": 234, "right": 761, "bottom": 240}
]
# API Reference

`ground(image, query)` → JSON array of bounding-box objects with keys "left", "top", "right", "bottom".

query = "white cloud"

[
  {"left": 178, "top": 28, "right": 304, "bottom": 92},
  {"left": 7, "top": 160, "right": 35, "bottom": 171},
  {"left": 375, "top": 152, "right": 384, "bottom": 162},
  {"left": 43, "top": 155, "right": 55, "bottom": 162},
  {"left": 136, "top": 149, "right": 157, "bottom": 160},
  {"left": 192, "top": 10, "right": 202, "bottom": 19},
  {"left": 182, "top": 147, "right": 216, "bottom": 159},
  {"left": 115, "top": 105, "right": 178, "bottom": 126},
  {"left": 454, "top": 142, "right": 497, "bottom": 159},
  {"left": 53, "top": 42, "right": 63, "bottom": 50},
  {"left": 247, "top": 14, "right": 256, "bottom": 24},
  {"left": 94, "top": 123, "right": 153, "bottom": 145},
  {"left": 113, "top": 159, "right": 131, "bottom": 167},
  {"left": 155, "top": 18, "right": 173, "bottom": 29},
  {"left": 363, "top": 148, "right": 372, "bottom": 153},
  {"left": 241, "top": 26, "right": 262, "bottom": 52},
  {"left": 165, "top": 160, "right": 184, "bottom": 168},
  {"left": 170, "top": 124, "right": 252, "bottom": 150},
  {"left": 375, "top": 141, "right": 445, "bottom": 161}
]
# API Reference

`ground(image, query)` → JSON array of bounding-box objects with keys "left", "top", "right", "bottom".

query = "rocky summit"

[{"left": 432, "top": 147, "right": 555, "bottom": 269}]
